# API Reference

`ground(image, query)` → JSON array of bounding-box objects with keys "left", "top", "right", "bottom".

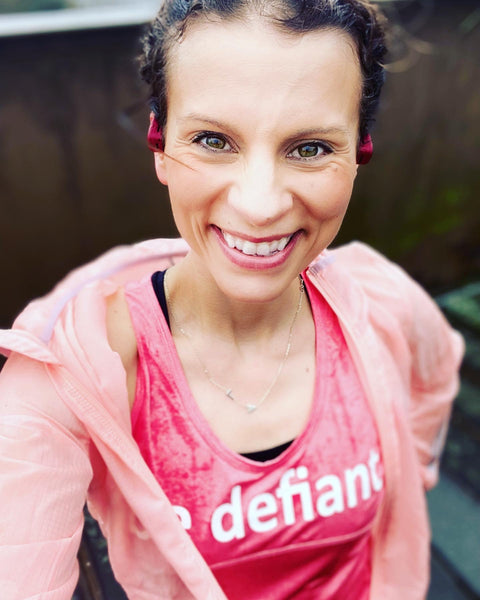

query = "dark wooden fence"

[{"left": 0, "top": 0, "right": 479, "bottom": 327}]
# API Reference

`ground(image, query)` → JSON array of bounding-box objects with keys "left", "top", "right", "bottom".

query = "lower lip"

[{"left": 212, "top": 226, "right": 302, "bottom": 271}]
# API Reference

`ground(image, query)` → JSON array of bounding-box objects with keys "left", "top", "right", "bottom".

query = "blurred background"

[
  {"left": 0, "top": 0, "right": 479, "bottom": 326},
  {"left": 0, "top": 0, "right": 479, "bottom": 598}
]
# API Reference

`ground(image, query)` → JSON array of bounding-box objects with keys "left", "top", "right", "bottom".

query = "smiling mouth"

[{"left": 220, "top": 229, "right": 294, "bottom": 257}]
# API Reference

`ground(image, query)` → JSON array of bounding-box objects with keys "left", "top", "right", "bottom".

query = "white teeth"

[
  {"left": 242, "top": 241, "right": 257, "bottom": 255},
  {"left": 223, "top": 232, "right": 236, "bottom": 249},
  {"left": 257, "top": 242, "right": 271, "bottom": 256},
  {"left": 221, "top": 231, "right": 292, "bottom": 257}
]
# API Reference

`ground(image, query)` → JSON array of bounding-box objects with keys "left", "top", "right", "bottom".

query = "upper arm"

[
  {"left": 336, "top": 243, "right": 464, "bottom": 488},
  {"left": 105, "top": 287, "right": 138, "bottom": 410},
  {"left": 395, "top": 270, "right": 464, "bottom": 488},
  {"left": 361, "top": 245, "right": 464, "bottom": 487}
]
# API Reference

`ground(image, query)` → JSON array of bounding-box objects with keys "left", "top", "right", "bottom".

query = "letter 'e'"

[{"left": 247, "top": 493, "right": 278, "bottom": 533}]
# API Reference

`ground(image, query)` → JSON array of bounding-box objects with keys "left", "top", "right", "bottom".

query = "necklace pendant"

[
  {"left": 246, "top": 404, "right": 257, "bottom": 414},
  {"left": 225, "top": 389, "right": 234, "bottom": 400}
]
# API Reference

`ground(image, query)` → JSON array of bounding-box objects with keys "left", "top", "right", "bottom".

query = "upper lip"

[{"left": 213, "top": 225, "right": 299, "bottom": 243}]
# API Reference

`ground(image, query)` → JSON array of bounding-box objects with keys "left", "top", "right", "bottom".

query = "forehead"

[{"left": 165, "top": 18, "right": 362, "bottom": 132}]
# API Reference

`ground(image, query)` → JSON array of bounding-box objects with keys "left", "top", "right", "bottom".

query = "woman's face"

[{"left": 155, "top": 18, "right": 362, "bottom": 302}]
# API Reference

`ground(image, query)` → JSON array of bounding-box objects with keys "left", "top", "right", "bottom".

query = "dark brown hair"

[{"left": 140, "top": 0, "right": 387, "bottom": 140}]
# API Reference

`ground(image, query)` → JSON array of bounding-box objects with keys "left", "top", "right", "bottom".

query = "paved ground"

[
  {"left": 428, "top": 475, "right": 480, "bottom": 599},
  {"left": 428, "top": 283, "right": 480, "bottom": 600}
]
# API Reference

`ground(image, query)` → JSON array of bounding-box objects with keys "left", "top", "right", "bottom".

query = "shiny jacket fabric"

[{"left": 0, "top": 238, "right": 464, "bottom": 600}]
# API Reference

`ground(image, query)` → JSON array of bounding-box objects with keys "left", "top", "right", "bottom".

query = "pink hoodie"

[{"left": 0, "top": 238, "right": 464, "bottom": 600}]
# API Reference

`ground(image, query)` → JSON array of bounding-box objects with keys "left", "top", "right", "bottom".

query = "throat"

[{"left": 161, "top": 269, "right": 306, "bottom": 414}]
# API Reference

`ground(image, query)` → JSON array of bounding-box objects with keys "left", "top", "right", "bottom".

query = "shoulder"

[
  {"left": 308, "top": 241, "right": 415, "bottom": 313},
  {"left": 311, "top": 241, "right": 426, "bottom": 319},
  {"left": 308, "top": 241, "right": 460, "bottom": 352},
  {"left": 8, "top": 237, "right": 187, "bottom": 347},
  {"left": 105, "top": 288, "right": 138, "bottom": 409},
  {"left": 328, "top": 241, "right": 412, "bottom": 289},
  {"left": 311, "top": 241, "right": 464, "bottom": 383},
  {"left": 329, "top": 242, "right": 444, "bottom": 330},
  {"left": 106, "top": 288, "right": 136, "bottom": 358}
]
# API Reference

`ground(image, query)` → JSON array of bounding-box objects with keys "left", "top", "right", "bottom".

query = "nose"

[{"left": 227, "top": 155, "right": 292, "bottom": 227}]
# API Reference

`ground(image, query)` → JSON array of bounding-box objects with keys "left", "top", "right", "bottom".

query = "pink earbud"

[
  {"left": 147, "top": 117, "right": 163, "bottom": 151},
  {"left": 356, "top": 134, "right": 373, "bottom": 165}
]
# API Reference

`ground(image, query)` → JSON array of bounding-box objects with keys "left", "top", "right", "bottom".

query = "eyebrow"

[
  {"left": 179, "top": 114, "right": 350, "bottom": 138},
  {"left": 289, "top": 126, "right": 350, "bottom": 138},
  {"left": 178, "top": 114, "right": 229, "bottom": 130}
]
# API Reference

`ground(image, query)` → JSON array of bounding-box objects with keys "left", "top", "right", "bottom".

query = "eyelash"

[{"left": 191, "top": 132, "right": 333, "bottom": 161}]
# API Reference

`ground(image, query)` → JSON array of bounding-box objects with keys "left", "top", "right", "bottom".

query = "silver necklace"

[{"left": 164, "top": 273, "right": 304, "bottom": 414}]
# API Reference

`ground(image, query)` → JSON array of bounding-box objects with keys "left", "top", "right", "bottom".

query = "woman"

[{"left": 0, "top": 1, "right": 463, "bottom": 599}]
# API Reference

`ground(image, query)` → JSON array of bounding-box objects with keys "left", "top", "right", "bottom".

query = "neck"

[{"left": 165, "top": 253, "right": 305, "bottom": 347}]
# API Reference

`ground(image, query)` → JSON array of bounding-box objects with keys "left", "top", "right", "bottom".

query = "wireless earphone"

[
  {"left": 147, "top": 116, "right": 163, "bottom": 152},
  {"left": 148, "top": 116, "right": 373, "bottom": 165},
  {"left": 356, "top": 134, "right": 373, "bottom": 165}
]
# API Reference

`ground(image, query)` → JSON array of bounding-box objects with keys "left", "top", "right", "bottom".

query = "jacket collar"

[{"left": 306, "top": 249, "right": 368, "bottom": 335}]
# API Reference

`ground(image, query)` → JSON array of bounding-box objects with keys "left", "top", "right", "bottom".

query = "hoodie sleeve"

[
  {"left": 0, "top": 352, "right": 92, "bottom": 599},
  {"left": 386, "top": 262, "right": 464, "bottom": 490},
  {"left": 339, "top": 242, "right": 465, "bottom": 490}
]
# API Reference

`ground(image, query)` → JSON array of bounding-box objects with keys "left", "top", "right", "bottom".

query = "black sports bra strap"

[{"left": 151, "top": 271, "right": 170, "bottom": 328}]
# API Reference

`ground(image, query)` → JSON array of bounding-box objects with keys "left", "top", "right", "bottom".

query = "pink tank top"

[{"left": 126, "top": 274, "right": 384, "bottom": 600}]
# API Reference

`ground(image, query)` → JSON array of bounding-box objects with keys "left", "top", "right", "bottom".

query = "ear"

[
  {"left": 154, "top": 151, "right": 168, "bottom": 185},
  {"left": 148, "top": 113, "right": 168, "bottom": 185},
  {"left": 356, "top": 134, "right": 373, "bottom": 165}
]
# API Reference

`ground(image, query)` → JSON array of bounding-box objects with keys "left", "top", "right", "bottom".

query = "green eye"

[
  {"left": 193, "top": 133, "right": 233, "bottom": 152},
  {"left": 195, "top": 135, "right": 227, "bottom": 150},
  {"left": 298, "top": 144, "right": 321, "bottom": 158},
  {"left": 288, "top": 141, "right": 331, "bottom": 161},
  {"left": 205, "top": 136, "right": 226, "bottom": 149}
]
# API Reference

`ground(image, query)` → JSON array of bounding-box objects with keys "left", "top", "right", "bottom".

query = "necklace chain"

[{"left": 164, "top": 273, "right": 304, "bottom": 414}]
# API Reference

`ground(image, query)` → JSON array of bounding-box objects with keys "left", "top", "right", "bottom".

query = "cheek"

[
  {"left": 306, "top": 170, "right": 355, "bottom": 220},
  {"left": 168, "top": 165, "right": 225, "bottom": 211},
  {"left": 167, "top": 166, "right": 231, "bottom": 240},
  {"left": 168, "top": 177, "right": 204, "bottom": 222}
]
